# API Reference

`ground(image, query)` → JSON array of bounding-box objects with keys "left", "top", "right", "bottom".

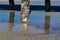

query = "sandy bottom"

[
  {"left": 0, "top": 23, "right": 60, "bottom": 40},
  {"left": 0, "top": 32, "right": 58, "bottom": 40}
]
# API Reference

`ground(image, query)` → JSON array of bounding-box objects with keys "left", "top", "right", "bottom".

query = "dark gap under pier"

[{"left": 0, "top": 5, "right": 60, "bottom": 12}]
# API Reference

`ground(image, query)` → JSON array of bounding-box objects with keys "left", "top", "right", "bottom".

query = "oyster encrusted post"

[{"left": 21, "top": 0, "right": 30, "bottom": 33}]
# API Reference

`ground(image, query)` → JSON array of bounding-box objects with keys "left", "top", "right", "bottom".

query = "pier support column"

[
  {"left": 44, "top": 0, "right": 51, "bottom": 34},
  {"left": 21, "top": 0, "right": 30, "bottom": 34},
  {"left": 43, "top": 1, "right": 51, "bottom": 40},
  {"left": 9, "top": 0, "right": 15, "bottom": 23},
  {"left": 9, "top": 12, "right": 15, "bottom": 23},
  {"left": 45, "top": 0, "right": 51, "bottom": 12},
  {"left": 44, "top": 14, "right": 50, "bottom": 34},
  {"left": 9, "top": 0, "right": 14, "bottom": 10}
]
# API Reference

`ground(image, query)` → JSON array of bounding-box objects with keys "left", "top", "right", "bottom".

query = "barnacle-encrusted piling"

[{"left": 21, "top": 0, "right": 30, "bottom": 33}]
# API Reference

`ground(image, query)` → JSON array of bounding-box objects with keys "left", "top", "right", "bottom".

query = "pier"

[
  {"left": 0, "top": 0, "right": 60, "bottom": 40},
  {"left": 0, "top": 0, "right": 60, "bottom": 12}
]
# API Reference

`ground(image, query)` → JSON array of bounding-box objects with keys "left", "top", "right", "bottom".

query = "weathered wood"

[
  {"left": 44, "top": 0, "right": 51, "bottom": 34},
  {"left": 45, "top": 0, "right": 51, "bottom": 12},
  {"left": 44, "top": 14, "right": 50, "bottom": 34},
  {"left": 9, "top": 0, "right": 15, "bottom": 23},
  {"left": 9, "top": 12, "right": 15, "bottom": 23},
  {"left": 9, "top": 0, "right": 14, "bottom": 10},
  {"left": 21, "top": 0, "right": 30, "bottom": 33},
  {"left": 0, "top": 4, "right": 60, "bottom": 12}
]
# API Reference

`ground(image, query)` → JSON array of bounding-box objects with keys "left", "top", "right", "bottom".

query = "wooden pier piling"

[
  {"left": 44, "top": 0, "right": 51, "bottom": 34},
  {"left": 21, "top": 0, "right": 30, "bottom": 33},
  {"left": 9, "top": 12, "right": 15, "bottom": 23},
  {"left": 9, "top": 0, "right": 14, "bottom": 10},
  {"left": 9, "top": 0, "right": 15, "bottom": 23},
  {"left": 44, "top": 14, "right": 50, "bottom": 34},
  {"left": 45, "top": 0, "right": 51, "bottom": 12}
]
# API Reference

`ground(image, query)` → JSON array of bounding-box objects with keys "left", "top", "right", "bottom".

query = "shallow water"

[{"left": 0, "top": 11, "right": 60, "bottom": 40}]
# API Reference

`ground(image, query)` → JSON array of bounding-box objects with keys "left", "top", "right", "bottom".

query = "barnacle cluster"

[
  {"left": 21, "top": 1, "right": 30, "bottom": 22},
  {"left": 21, "top": 0, "right": 30, "bottom": 33}
]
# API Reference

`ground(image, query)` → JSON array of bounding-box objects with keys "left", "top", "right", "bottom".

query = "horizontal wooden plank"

[{"left": 0, "top": 4, "right": 60, "bottom": 12}]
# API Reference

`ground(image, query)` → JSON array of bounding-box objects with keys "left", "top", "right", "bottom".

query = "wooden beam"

[
  {"left": 9, "top": 0, "right": 14, "bottom": 10},
  {"left": 45, "top": 0, "right": 51, "bottom": 12},
  {"left": 0, "top": 5, "right": 60, "bottom": 12}
]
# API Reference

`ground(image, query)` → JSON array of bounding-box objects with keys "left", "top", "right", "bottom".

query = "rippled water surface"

[{"left": 0, "top": 11, "right": 60, "bottom": 40}]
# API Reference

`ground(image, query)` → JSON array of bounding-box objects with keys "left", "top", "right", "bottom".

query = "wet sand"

[
  {"left": 0, "top": 32, "right": 58, "bottom": 40},
  {"left": 0, "top": 23, "right": 60, "bottom": 40}
]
